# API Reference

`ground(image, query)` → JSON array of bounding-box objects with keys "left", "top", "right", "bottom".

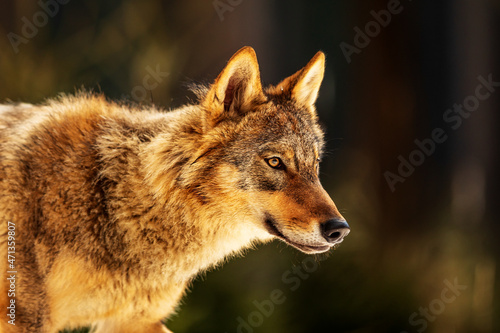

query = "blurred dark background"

[{"left": 1, "top": 0, "right": 499, "bottom": 332}]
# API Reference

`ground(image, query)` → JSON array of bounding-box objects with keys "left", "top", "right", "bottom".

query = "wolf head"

[{"left": 182, "top": 47, "right": 349, "bottom": 254}]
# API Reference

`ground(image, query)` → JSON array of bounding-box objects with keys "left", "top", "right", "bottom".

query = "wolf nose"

[{"left": 321, "top": 219, "right": 350, "bottom": 243}]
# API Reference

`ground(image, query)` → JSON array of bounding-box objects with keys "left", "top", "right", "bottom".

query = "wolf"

[{"left": 0, "top": 46, "right": 349, "bottom": 333}]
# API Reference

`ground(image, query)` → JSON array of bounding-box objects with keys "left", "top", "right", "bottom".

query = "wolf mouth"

[{"left": 264, "top": 217, "right": 331, "bottom": 254}]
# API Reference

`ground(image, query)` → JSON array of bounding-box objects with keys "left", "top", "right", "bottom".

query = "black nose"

[{"left": 321, "top": 219, "right": 350, "bottom": 243}]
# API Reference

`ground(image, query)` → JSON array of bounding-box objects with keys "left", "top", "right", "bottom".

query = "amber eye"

[{"left": 266, "top": 157, "right": 284, "bottom": 170}]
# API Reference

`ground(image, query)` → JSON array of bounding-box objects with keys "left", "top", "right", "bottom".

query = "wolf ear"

[
  {"left": 202, "top": 46, "right": 266, "bottom": 129},
  {"left": 292, "top": 51, "right": 325, "bottom": 107},
  {"left": 270, "top": 51, "right": 325, "bottom": 114}
]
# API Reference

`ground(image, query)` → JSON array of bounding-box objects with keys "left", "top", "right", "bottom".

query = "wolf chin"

[{"left": 0, "top": 47, "right": 349, "bottom": 332}]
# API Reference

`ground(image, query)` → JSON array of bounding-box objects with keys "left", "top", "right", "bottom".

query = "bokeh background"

[{"left": 1, "top": 0, "right": 499, "bottom": 332}]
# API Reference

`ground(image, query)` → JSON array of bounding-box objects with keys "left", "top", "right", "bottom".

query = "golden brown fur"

[{"left": 0, "top": 47, "right": 349, "bottom": 332}]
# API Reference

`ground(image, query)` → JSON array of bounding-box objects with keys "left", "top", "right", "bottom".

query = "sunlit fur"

[{"left": 0, "top": 47, "right": 345, "bottom": 332}]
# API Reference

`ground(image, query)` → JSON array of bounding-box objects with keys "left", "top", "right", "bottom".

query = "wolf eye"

[{"left": 266, "top": 157, "right": 284, "bottom": 170}]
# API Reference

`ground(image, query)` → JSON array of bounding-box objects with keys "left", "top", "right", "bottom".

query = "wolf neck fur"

[{"left": 100, "top": 105, "right": 264, "bottom": 283}]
